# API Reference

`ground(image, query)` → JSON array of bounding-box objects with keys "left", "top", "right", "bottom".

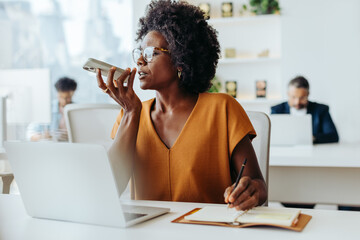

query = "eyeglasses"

[{"left": 132, "top": 46, "right": 170, "bottom": 64}]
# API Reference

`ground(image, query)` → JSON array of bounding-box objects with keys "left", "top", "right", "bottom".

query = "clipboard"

[{"left": 172, "top": 208, "right": 312, "bottom": 232}]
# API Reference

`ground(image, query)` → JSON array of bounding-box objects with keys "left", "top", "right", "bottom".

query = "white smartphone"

[{"left": 83, "top": 58, "right": 129, "bottom": 82}]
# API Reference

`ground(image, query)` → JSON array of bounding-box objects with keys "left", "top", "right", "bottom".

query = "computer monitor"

[
  {"left": 270, "top": 114, "right": 313, "bottom": 146},
  {"left": 0, "top": 69, "right": 51, "bottom": 124}
]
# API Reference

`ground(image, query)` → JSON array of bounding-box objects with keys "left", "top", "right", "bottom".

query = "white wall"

[
  {"left": 0, "top": 69, "right": 51, "bottom": 124},
  {"left": 281, "top": 0, "right": 360, "bottom": 143},
  {"left": 0, "top": 21, "right": 12, "bottom": 68},
  {"left": 131, "top": 0, "right": 156, "bottom": 101},
  {"left": 131, "top": 0, "right": 360, "bottom": 143}
]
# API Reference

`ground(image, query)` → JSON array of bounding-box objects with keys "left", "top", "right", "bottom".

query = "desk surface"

[
  {"left": 270, "top": 142, "right": 360, "bottom": 167},
  {"left": 1, "top": 195, "right": 360, "bottom": 240},
  {"left": 269, "top": 142, "right": 360, "bottom": 205}
]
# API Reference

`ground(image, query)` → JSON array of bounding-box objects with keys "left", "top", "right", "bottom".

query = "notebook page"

[
  {"left": 184, "top": 206, "right": 245, "bottom": 223},
  {"left": 236, "top": 207, "right": 301, "bottom": 226}
]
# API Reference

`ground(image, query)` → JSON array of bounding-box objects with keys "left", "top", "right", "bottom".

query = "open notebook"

[
  {"left": 173, "top": 206, "right": 312, "bottom": 232},
  {"left": 184, "top": 206, "right": 300, "bottom": 226}
]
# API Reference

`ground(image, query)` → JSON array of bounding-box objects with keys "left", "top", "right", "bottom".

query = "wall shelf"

[
  {"left": 236, "top": 97, "right": 283, "bottom": 114},
  {"left": 237, "top": 98, "right": 282, "bottom": 103},
  {"left": 218, "top": 56, "right": 281, "bottom": 64},
  {"left": 208, "top": 14, "right": 280, "bottom": 25},
  {"left": 207, "top": 10, "right": 282, "bottom": 102},
  {"left": 188, "top": 0, "right": 283, "bottom": 106}
]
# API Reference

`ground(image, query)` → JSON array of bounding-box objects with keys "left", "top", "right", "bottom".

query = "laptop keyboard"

[{"left": 123, "top": 212, "right": 147, "bottom": 221}]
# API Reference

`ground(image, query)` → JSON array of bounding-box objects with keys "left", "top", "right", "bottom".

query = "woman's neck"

[{"left": 154, "top": 89, "right": 198, "bottom": 114}]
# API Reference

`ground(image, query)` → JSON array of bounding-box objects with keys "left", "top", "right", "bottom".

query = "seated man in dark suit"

[
  {"left": 271, "top": 76, "right": 340, "bottom": 209},
  {"left": 271, "top": 76, "right": 339, "bottom": 144}
]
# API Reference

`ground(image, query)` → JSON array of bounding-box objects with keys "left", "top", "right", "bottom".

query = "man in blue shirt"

[
  {"left": 26, "top": 77, "right": 77, "bottom": 141},
  {"left": 271, "top": 76, "right": 339, "bottom": 144}
]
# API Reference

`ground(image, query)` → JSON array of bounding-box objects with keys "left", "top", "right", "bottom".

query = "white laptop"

[
  {"left": 270, "top": 114, "right": 313, "bottom": 146},
  {"left": 4, "top": 141, "right": 169, "bottom": 227}
]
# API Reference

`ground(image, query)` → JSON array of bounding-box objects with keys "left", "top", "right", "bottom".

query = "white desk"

[
  {"left": 1, "top": 195, "right": 360, "bottom": 240},
  {"left": 269, "top": 142, "right": 360, "bottom": 205}
]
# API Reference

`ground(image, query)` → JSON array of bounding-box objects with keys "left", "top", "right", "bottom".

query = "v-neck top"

[{"left": 110, "top": 92, "right": 256, "bottom": 203}]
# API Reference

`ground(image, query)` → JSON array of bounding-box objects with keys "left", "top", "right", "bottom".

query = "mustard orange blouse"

[{"left": 111, "top": 92, "right": 256, "bottom": 204}]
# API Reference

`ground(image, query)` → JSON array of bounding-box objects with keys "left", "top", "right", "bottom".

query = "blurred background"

[{"left": 1, "top": 0, "right": 360, "bottom": 143}]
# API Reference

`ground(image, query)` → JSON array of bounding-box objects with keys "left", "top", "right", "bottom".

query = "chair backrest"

[
  {"left": 246, "top": 111, "right": 271, "bottom": 205},
  {"left": 64, "top": 104, "right": 121, "bottom": 147}
]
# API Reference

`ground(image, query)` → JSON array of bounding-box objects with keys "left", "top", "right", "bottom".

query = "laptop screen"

[{"left": 270, "top": 114, "right": 313, "bottom": 146}]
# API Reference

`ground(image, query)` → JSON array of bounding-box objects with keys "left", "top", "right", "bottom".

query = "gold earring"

[{"left": 178, "top": 70, "right": 182, "bottom": 79}]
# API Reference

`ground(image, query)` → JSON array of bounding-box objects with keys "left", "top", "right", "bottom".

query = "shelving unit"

[
  {"left": 211, "top": 16, "right": 282, "bottom": 101},
  {"left": 208, "top": 14, "right": 280, "bottom": 25},
  {"left": 237, "top": 98, "right": 282, "bottom": 114},
  {"left": 188, "top": 0, "right": 283, "bottom": 109},
  {"left": 218, "top": 56, "right": 281, "bottom": 64}
]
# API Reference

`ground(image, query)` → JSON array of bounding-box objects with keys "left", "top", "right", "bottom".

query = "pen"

[{"left": 228, "top": 158, "right": 247, "bottom": 208}]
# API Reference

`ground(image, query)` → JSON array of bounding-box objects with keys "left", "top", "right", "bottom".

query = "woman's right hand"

[{"left": 96, "top": 67, "right": 142, "bottom": 113}]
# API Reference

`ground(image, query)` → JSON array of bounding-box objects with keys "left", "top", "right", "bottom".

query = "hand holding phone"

[
  {"left": 83, "top": 58, "right": 129, "bottom": 83},
  {"left": 84, "top": 58, "right": 140, "bottom": 111}
]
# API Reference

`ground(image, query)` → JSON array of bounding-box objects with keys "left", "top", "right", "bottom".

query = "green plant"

[
  {"left": 242, "top": 4, "right": 248, "bottom": 12},
  {"left": 249, "top": 0, "right": 280, "bottom": 15},
  {"left": 208, "top": 76, "right": 222, "bottom": 93}
]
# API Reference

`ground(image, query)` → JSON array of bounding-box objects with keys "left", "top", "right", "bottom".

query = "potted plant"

[
  {"left": 249, "top": 0, "right": 280, "bottom": 15},
  {"left": 208, "top": 76, "right": 222, "bottom": 93}
]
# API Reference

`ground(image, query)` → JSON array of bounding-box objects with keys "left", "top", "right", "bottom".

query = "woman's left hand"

[{"left": 224, "top": 176, "right": 261, "bottom": 211}]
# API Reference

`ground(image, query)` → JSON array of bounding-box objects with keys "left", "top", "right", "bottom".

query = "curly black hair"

[
  {"left": 136, "top": 0, "right": 221, "bottom": 93},
  {"left": 55, "top": 77, "right": 77, "bottom": 92}
]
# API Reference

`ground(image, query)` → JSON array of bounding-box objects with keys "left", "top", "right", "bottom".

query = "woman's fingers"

[
  {"left": 223, "top": 186, "right": 233, "bottom": 203},
  {"left": 232, "top": 183, "right": 256, "bottom": 206},
  {"left": 127, "top": 68, "right": 137, "bottom": 90},
  {"left": 106, "top": 67, "right": 117, "bottom": 93},
  {"left": 116, "top": 68, "right": 132, "bottom": 95},
  {"left": 96, "top": 69, "right": 107, "bottom": 91},
  {"left": 113, "top": 78, "right": 118, "bottom": 88},
  {"left": 235, "top": 193, "right": 259, "bottom": 211},
  {"left": 226, "top": 176, "right": 260, "bottom": 210},
  {"left": 228, "top": 177, "right": 251, "bottom": 203},
  {"left": 97, "top": 68, "right": 121, "bottom": 104},
  {"left": 96, "top": 66, "right": 141, "bottom": 111},
  {"left": 98, "top": 67, "right": 136, "bottom": 97}
]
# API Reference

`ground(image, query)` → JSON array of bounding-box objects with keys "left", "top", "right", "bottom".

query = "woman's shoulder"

[
  {"left": 200, "top": 92, "right": 240, "bottom": 107},
  {"left": 141, "top": 98, "right": 155, "bottom": 109}
]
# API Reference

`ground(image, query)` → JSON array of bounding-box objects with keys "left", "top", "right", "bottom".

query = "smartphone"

[{"left": 83, "top": 58, "right": 129, "bottom": 82}]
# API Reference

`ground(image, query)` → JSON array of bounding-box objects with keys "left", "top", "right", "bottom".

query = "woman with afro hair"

[{"left": 96, "top": 0, "right": 267, "bottom": 210}]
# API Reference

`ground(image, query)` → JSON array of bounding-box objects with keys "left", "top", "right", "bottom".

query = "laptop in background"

[
  {"left": 270, "top": 114, "right": 313, "bottom": 146},
  {"left": 4, "top": 142, "right": 169, "bottom": 228}
]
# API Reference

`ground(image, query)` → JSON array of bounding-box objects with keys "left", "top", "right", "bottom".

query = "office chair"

[
  {"left": 64, "top": 103, "right": 121, "bottom": 147},
  {"left": 64, "top": 103, "right": 134, "bottom": 199},
  {"left": 246, "top": 111, "right": 271, "bottom": 206}
]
